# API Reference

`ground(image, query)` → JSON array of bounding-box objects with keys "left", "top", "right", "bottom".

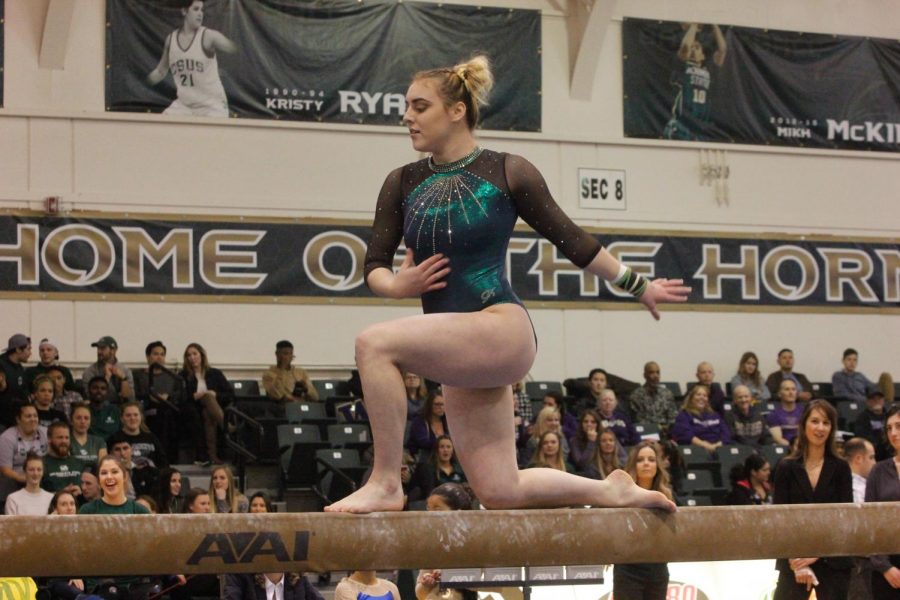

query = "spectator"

[
  {"left": 629, "top": 361, "right": 678, "bottom": 428},
  {"left": 577, "top": 368, "right": 609, "bottom": 414},
  {"left": 43, "top": 490, "right": 87, "bottom": 599},
  {"left": 210, "top": 464, "right": 249, "bottom": 513},
  {"left": 583, "top": 429, "right": 625, "bottom": 480},
  {"left": 224, "top": 572, "right": 325, "bottom": 600},
  {"left": 768, "top": 380, "right": 804, "bottom": 447},
  {"left": 729, "top": 351, "right": 771, "bottom": 404},
  {"left": 45, "top": 365, "right": 83, "bottom": 420},
  {"left": 134, "top": 340, "right": 184, "bottom": 463},
  {"left": 25, "top": 338, "right": 77, "bottom": 394},
  {"left": 86, "top": 376, "right": 121, "bottom": 440},
  {"left": 695, "top": 361, "right": 727, "bottom": 414},
  {"left": 832, "top": 348, "right": 876, "bottom": 403},
  {"left": 773, "top": 400, "right": 852, "bottom": 599},
  {"left": 569, "top": 409, "right": 601, "bottom": 472},
  {"left": 864, "top": 403, "right": 900, "bottom": 599},
  {"left": 109, "top": 439, "right": 158, "bottom": 499},
  {"left": 596, "top": 389, "right": 641, "bottom": 448},
  {"left": 877, "top": 372, "right": 894, "bottom": 403},
  {"left": 726, "top": 454, "right": 772, "bottom": 505},
  {"left": 404, "top": 372, "right": 428, "bottom": 420},
  {"left": 416, "top": 483, "right": 478, "bottom": 600},
  {"left": 40, "top": 421, "right": 83, "bottom": 496},
  {"left": 512, "top": 380, "right": 533, "bottom": 429},
  {"left": 765, "top": 348, "right": 813, "bottom": 402},
  {"left": 844, "top": 437, "right": 876, "bottom": 504},
  {"left": 528, "top": 431, "right": 574, "bottom": 473},
  {"left": 261, "top": 340, "right": 319, "bottom": 402},
  {"left": 181, "top": 342, "right": 233, "bottom": 466},
  {"left": 0, "top": 402, "right": 48, "bottom": 494},
  {"left": 726, "top": 385, "right": 773, "bottom": 448},
  {"left": 4, "top": 453, "right": 52, "bottom": 515},
  {"left": 174, "top": 486, "right": 227, "bottom": 600},
  {"left": 107, "top": 401, "right": 169, "bottom": 469},
  {"left": 542, "top": 390, "right": 578, "bottom": 441},
  {"left": 79, "top": 463, "right": 101, "bottom": 507},
  {"left": 69, "top": 402, "right": 107, "bottom": 465},
  {"left": 249, "top": 490, "right": 274, "bottom": 513},
  {"left": 136, "top": 495, "right": 158, "bottom": 513},
  {"left": 408, "top": 435, "right": 466, "bottom": 503},
  {"left": 671, "top": 384, "right": 731, "bottom": 453},
  {"left": 184, "top": 487, "right": 211, "bottom": 514},
  {"left": 81, "top": 336, "right": 135, "bottom": 404},
  {"left": 614, "top": 441, "right": 674, "bottom": 600},
  {"left": 854, "top": 390, "right": 890, "bottom": 460},
  {"left": 0, "top": 334, "right": 31, "bottom": 427},
  {"left": 30, "top": 375, "right": 67, "bottom": 428},
  {"left": 334, "top": 571, "right": 400, "bottom": 600},
  {"left": 156, "top": 467, "right": 184, "bottom": 514},
  {"left": 525, "top": 406, "right": 570, "bottom": 464},
  {"left": 407, "top": 389, "right": 449, "bottom": 459},
  {"left": 48, "top": 489, "right": 78, "bottom": 515}
]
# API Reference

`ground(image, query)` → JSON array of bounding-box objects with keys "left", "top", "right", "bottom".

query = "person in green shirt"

[
  {"left": 40, "top": 421, "right": 83, "bottom": 495},
  {"left": 87, "top": 377, "right": 120, "bottom": 440}
]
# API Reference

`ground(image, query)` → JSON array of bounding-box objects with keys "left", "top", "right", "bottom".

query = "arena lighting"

[{"left": 1, "top": 504, "right": 898, "bottom": 576}]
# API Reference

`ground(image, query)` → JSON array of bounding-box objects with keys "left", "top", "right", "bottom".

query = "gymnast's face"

[{"left": 404, "top": 79, "right": 464, "bottom": 154}]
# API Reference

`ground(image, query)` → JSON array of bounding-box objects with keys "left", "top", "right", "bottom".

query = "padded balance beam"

[{"left": 1, "top": 503, "right": 898, "bottom": 576}]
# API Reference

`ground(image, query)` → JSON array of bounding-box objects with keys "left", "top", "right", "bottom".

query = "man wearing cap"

[
  {"left": 853, "top": 389, "right": 891, "bottom": 460},
  {"left": 832, "top": 348, "right": 875, "bottom": 403},
  {"left": 0, "top": 334, "right": 31, "bottom": 427},
  {"left": 25, "top": 338, "right": 77, "bottom": 393},
  {"left": 81, "top": 336, "right": 134, "bottom": 404},
  {"left": 261, "top": 340, "right": 319, "bottom": 402}
]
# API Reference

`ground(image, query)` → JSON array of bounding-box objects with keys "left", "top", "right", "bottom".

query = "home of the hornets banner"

[
  {"left": 1, "top": 213, "right": 898, "bottom": 311},
  {"left": 622, "top": 18, "right": 900, "bottom": 152},
  {"left": 105, "top": 0, "right": 541, "bottom": 131}
]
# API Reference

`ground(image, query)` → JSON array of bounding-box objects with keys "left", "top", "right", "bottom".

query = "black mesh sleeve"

[
  {"left": 363, "top": 166, "right": 405, "bottom": 285},
  {"left": 504, "top": 154, "right": 603, "bottom": 268}
]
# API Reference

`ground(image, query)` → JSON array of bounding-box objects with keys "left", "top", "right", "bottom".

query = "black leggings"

[{"left": 774, "top": 566, "right": 850, "bottom": 600}]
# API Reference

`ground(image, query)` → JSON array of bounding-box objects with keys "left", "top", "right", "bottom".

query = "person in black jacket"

[
  {"left": 223, "top": 573, "right": 324, "bottom": 600},
  {"left": 181, "top": 343, "right": 234, "bottom": 465},
  {"left": 773, "top": 399, "right": 852, "bottom": 600}
]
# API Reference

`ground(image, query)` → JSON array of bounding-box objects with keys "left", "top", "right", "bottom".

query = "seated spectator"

[
  {"left": 695, "top": 361, "right": 727, "bottom": 414},
  {"left": 0, "top": 403, "right": 48, "bottom": 500},
  {"left": 404, "top": 372, "right": 428, "bottom": 420},
  {"left": 134, "top": 341, "right": 184, "bottom": 463},
  {"left": 408, "top": 435, "right": 466, "bottom": 503},
  {"left": 767, "top": 380, "right": 804, "bottom": 446},
  {"left": 577, "top": 368, "right": 609, "bottom": 414},
  {"left": 184, "top": 487, "right": 211, "bottom": 514},
  {"left": 224, "top": 572, "right": 325, "bottom": 600},
  {"left": 569, "top": 409, "right": 601, "bottom": 472},
  {"left": 69, "top": 402, "right": 107, "bottom": 465},
  {"left": 86, "top": 376, "right": 121, "bottom": 440},
  {"left": 48, "top": 489, "right": 78, "bottom": 515},
  {"left": 764, "top": 348, "right": 812, "bottom": 402},
  {"left": 726, "top": 385, "right": 773, "bottom": 448},
  {"left": 45, "top": 365, "right": 83, "bottom": 420},
  {"left": 528, "top": 431, "right": 575, "bottom": 473},
  {"left": 832, "top": 348, "right": 875, "bottom": 403},
  {"left": 729, "top": 351, "right": 771, "bottom": 404},
  {"left": 25, "top": 338, "right": 77, "bottom": 394},
  {"left": 596, "top": 389, "right": 641, "bottom": 448},
  {"left": 671, "top": 384, "right": 731, "bottom": 453},
  {"left": 0, "top": 334, "right": 31, "bottom": 427},
  {"left": 629, "top": 361, "right": 678, "bottom": 429},
  {"left": 334, "top": 571, "right": 399, "bottom": 600},
  {"left": 844, "top": 437, "right": 876, "bottom": 504},
  {"left": 156, "top": 467, "right": 184, "bottom": 515},
  {"left": 726, "top": 454, "right": 772, "bottom": 505},
  {"left": 107, "top": 401, "right": 169, "bottom": 469},
  {"left": 512, "top": 379, "right": 533, "bottom": 429},
  {"left": 877, "top": 371, "right": 894, "bottom": 403},
  {"left": 525, "top": 406, "right": 570, "bottom": 464},
  {"left": 4, "top": 453, "right": 52, "bottom": 515},
  {"left": 136, "top": 495, "right": 158, "bottom": 513},
  {"left": 249, "top": 490, "right": 274, "bottom": 514},
  {"left": 181, "top": 342, "right": 233, "bottom": 466},
  {"left": 864, "top": 404, "right": 900, "bottom": 598},
  {"left": 582, "top": 429, "right": 625, "bottom": 480},
  {"left": 109, "top": 438, "right": 158, "bottom": 499},
  {"left": 417, "top": 483, "right": 478, "bottom": 600},
  {"left": 210, "top": 464, "right": 249, "bottom": 513},
  {"left": 261, "top": 340, "right": 319, "bottom": 403},
  {"left": 30, "top": 375, "right": 67, "bottom": 428},
  {"left": 542, "top": 390, "right": 577, "bottom": 441},
  {"left": 40, "top": 422, "right": 83, "bottom": 496},
  {"left": 79, "top": 463, "right": 101, "bottom": 507},
  {"left": 44, "top": 490, "right": 85, "bottom": 600},
  {"left": 407, "top": 389, "right": 449, "bottom": 459},
  {"left": 854, "top": 390, "right": 890, "bottom": 460},
  {"left": 81, "top": 335, "right": 135, "bottom": 404}
]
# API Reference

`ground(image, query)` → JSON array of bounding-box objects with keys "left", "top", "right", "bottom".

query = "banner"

[
  {"left": 1, "top": 213, "right": 898, "bottom": 312},
  {"left": 105, "top": 0, "right": 541, "bottom": 131},
  {"left": 622, "top": 18, "right": 900, "bottom": 152}
]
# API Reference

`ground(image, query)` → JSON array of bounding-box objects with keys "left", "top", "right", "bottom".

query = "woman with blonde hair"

[
  {"left": 181, "top": 342, "right": 233, "bottom": 465},
  {"left": 528, "top": 431, "right": 573, "bottom": 473},
  {"left": 209, "top": 464, "right": 249, "bottom": 513},
  {"left": 326, "top": 54, "right": 685, "bottom": 514},
  {"left": 671, "top": 384, "right": 731, "bottom": 454},
  {"left": 526, "top": 406, "right": 570, "bottom": 462}
]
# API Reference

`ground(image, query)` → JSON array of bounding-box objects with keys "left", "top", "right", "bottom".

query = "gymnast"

[{"left": 325, "top": 55, "right": 689, "bottom": 514}]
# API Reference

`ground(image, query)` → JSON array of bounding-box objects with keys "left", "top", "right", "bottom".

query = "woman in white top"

[{"left": 4, "top": 453, "right": 53, "bottom": 515}]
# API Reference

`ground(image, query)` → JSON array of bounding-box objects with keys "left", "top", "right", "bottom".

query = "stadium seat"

[
  {"left": 525, "top": 381, "right": 563, "bottom": 400},
  {"left": 836, "top": 400, "right": 863, "bottom": 430},
  {"left": 760, "top": 444, "right": 789, "bottom": 468},
  {"left": 811, "top": 382, "right": 834, "bottom": 399},
  {"left": 683, "top": 494, "right": 712, "bottom": 507},
  {"left": 315, "top": 448, "right": 368, "bottom": 504},
  {"left": 679, "top": 445, "right": 716, "bottom": 466},
  {"left": 277, "top": 424, "right": 327, "bottom": 487},
  {"left": 681, "top": 469, "right": 716, "bottom": 493},
  {"left": 312, "top": 379, "right": 352, "bottom": 400},
  {"left": 285, "top": 402, "right": 334, "bottom": 436},
  {"left": 634, "top": 422, "right": 660, "bottom": 440},
  {"left": 232, "top": 379, "right": 261, "bottom": 397},
  {"left": 661, "top": 382, "right": 683, "bottom": 398},
  {"left": 327, "top": 423, "right": 372, "bottom": 453}
]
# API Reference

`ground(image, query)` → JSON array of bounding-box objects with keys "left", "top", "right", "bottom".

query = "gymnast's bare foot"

[
  {"left": 603, "top": 469, "right": 677, "bottom": 512},
  {"left": 324, "top": 479, "right": 404, "bottom": 514}
]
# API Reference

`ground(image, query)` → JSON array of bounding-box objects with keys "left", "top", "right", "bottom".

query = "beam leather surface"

[{"left": 1, "top": 503, "right": 898, "bottom": 576}]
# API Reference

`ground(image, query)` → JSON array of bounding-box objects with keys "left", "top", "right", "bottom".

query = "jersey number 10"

[{"left": 692, "top": 89, "right": 707, "bottom": 104}]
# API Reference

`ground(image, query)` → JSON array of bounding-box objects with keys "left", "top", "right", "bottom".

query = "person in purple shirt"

[
  {"left": 597, "top": 389, "right": 641, "bottom": 447},
  {"left": 671, "top": 384, "right": 731, "bottom": 454},
  {"left": 695, "top": 361, "right": 727, "bottom": 415},
  {"left": 767, "top": 379, "right": 804, "bottom": 446}
]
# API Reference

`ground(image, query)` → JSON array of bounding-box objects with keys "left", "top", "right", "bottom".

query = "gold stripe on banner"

[{"left": 1, "top": 504, "right": 898, "bottom": 577}]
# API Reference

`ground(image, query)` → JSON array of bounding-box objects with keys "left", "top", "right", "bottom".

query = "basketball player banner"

[
  {"left": 105, "top": 0, "right": 541, "bottom": 131},
  {"left": 622, "top": 18, "right": 900, "bottom": 152},
  {"left": 1, "top": 213, "right": 898, "bottom": 312}
]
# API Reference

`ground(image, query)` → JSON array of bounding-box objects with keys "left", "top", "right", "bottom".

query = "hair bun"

[{"left": 452, "top": 55, "right": 494, "bottom": 109}]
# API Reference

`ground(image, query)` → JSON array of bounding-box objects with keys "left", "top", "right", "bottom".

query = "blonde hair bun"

[{"left": 452, "top": 55, "right": 494, "bottom": 108}]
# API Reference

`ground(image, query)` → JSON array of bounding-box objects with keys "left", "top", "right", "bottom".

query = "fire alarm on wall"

[{"left": 44, "top": 196, "right": 60, "bottom": 214}]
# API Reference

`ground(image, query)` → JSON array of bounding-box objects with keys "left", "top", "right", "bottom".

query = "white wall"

[{"left": 1, "top": 0, "right": 897, "bottom": 386}]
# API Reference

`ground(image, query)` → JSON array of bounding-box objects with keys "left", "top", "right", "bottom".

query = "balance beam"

[{"left": 1, "top": 504, "right": 898, "bottom": 576}]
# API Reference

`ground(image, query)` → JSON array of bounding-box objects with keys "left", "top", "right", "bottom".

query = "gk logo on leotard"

[{"left": 481, "top": 288, "right": 496, "bottom": 303}]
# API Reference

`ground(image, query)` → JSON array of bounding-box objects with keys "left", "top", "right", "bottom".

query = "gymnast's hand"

[
  {"left": 389, "top": 250, "right": 450, "bottom": 298},
  {"left": 639, "top": 278, "right": 691, "bottom": 321}
]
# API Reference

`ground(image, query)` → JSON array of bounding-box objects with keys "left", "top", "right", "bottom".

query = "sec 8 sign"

[{"left": 578, "top": 168, "right": 626, "bottom": 211}]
